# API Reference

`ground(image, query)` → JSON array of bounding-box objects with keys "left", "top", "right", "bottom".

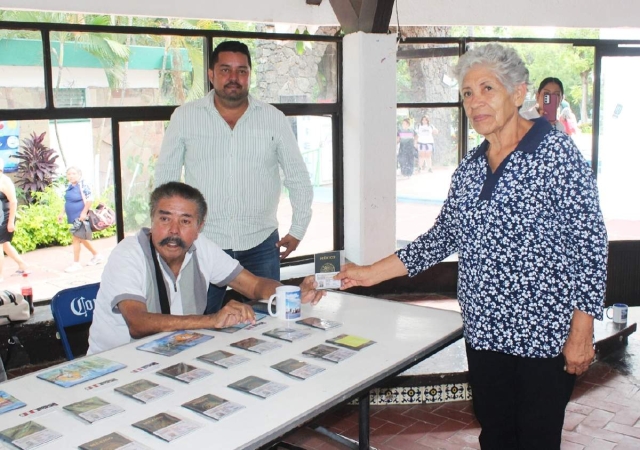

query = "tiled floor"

[{"left": 280, "top": 360, "right": 640, "bottom": 450}]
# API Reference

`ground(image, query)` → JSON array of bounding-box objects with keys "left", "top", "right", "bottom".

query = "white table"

[{"left": 0, "top": 291, "right": 463, "bottom": 450}]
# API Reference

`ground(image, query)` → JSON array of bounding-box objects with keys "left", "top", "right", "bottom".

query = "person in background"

[
  {"left": 0, "top": 159, "right": 29, "bottom": 282},
  {"left": 560, "top": 100, "right": 579, "bottom": 136},
  {"left": 58, "top": 167, "right": 103, "bottom": 273},
  {"left": 397, "top": 118, "right": 416, "bottom": 178},
  {"left": 87, "top": 182, "right": 324, "bottom": 355},
  {"left": 155, "top": 40, "right": 313, "bottom": 315},
  {"left": 337, "top": 44, "right": 607, "bottom": 449},
  {"left": 415, "top": 115, "right": 438, "bottom": 172},
  {"left": 520, "top": 76, "right": 567, "bottom": 132}
]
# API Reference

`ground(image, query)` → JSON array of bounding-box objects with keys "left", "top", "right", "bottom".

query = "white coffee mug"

[
  {"left": 606, "top": 303, "right": 628, "bottom": 324},
  {"left": 267, "top": 286, "right": 301, "bottom": 320}
]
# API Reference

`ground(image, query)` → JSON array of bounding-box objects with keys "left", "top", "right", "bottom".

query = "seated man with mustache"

[{"left": 87, "top": 182, "right": 324, "bottom": 354}]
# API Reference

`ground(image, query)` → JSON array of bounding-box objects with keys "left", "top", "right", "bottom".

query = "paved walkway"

[
  {"left": 282, "top": 361, "right": 640, "bottom": 450},
  {"left": 0, "top": 236, "right": 117, "bottom": 303}
]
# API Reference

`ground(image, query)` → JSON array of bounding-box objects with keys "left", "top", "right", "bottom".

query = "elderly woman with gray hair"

[{"left": 337, "top": 43, "right": 607, "bottom": 449}]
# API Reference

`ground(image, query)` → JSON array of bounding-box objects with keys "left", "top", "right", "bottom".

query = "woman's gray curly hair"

[{"left": 453, "top": 43, "right": 529, "bottom": 93}]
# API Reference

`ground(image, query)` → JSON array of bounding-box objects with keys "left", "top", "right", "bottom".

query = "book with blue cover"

[
  {"left": 0, "top": 391, "right": 26, "bottom": 415},
  {"left": 37, "top": 356, "right": 126, "bottom": 388},
  {"left": 137, "top": 331, "right": 213, "bottom": 356}
]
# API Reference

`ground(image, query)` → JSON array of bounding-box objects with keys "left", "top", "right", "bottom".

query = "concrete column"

[{"left": 343, "top": 32, "right": 397, "bottom": 265}]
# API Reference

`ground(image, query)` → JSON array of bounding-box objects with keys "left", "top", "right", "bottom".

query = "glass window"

[
  {"left": 597, "top": 56, "right": 640, "bottom": 240},
  {"left": 119, "top": 120, "right": 165, "bottom": 236},
  {"left": 251, "top": 39, "right": 338, "bottom": 103},
  {"left": 3, "top": 118, "right": 117, "bottom": 278},
  {"left": 396, "top": 108, "right": 459, "bottom": 247},
  {"left": 0, "top": 30, "right": 46, "bottom": 109},
  {"left": 397, "top": 43, "right": 459, "bottom": 103},
  {"left": 278, "top": 115, "right": 334, "bottom": 255},
  {"left": 50, "top": 32, "right": 204, "bottom": 107}
]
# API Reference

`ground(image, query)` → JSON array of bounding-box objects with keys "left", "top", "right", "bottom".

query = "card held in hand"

[{"left": 314, "top": 251, "right": 343, "bottom": 290}]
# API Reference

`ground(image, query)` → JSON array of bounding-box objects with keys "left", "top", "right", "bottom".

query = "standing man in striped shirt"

[{"left": 155, "top": 41, "right": 313, "bottom": 314}]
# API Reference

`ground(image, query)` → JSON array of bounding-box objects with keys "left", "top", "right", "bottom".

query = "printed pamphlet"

[
  {"left": 132, "top": 412, "right": 201, "bottom": 442},
  {"left": 63, "top": 396, "right": 124, "bottom": 423},
  {"left": 115, "top": 379, "right": 173, "bottom": 403},
  {"left": 0, "top": 421, "right": 62, "bottom": 450},
  {"left": 136, "top": 331, "right": 213, "bottom": 356},
  {"left": 197, "top": 350, "right": 249, "bottom": 368},
  {"left": 182, "top": 394, "right": 245, "bottom": 421},
  {"left": 228, "top": 376, "right": 288, "bottom": 399},
  {"left": 37, "top": 356, "right": 126, "bottom": 388},
  {"left": 271, "top": 358, "right": 325, "bottom": 380},
  {"left": 0, "top": 391, "right": 26, "bottom": 415},
  {"left": 79, "top": 432, "right": 151, "bottom": 450},
  {"left": 326, "top": 334, "right": 376, "bottom": 351},
  {"left": 302, "top": 344, "right": 357, "bottom": 363},
  {"left": 230, "top": 337, "right": 281, "bottom": 354},
  {"left": 262, "top": 327, "right": 311, "bottom": 342},
  {"left": 156, "top": 363, "right": 212, "bottom": 384},
  {"left": 296, "top": 317, "right": 342, "bottom": 330}
]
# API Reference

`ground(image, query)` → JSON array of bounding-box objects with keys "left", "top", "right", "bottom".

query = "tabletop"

[{"left": 0, "top": 291, "right": 463, "bottom": 450}]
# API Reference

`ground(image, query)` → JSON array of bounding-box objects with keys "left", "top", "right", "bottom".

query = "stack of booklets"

[
  {"left": 132, "top": 412, "right": 200, "bottom": 442},
  {"left": 230, "top": 337, "right": 281, "bottom": 354},
  {"left": 302, "top": 344, "right": 357, "bottom": 363},
  {"left": 156, "top": 363, "right": 212, "bottom": 384},
  {"left": 79, "top": 432, "right": 151, "bottom": 450},
  {"left": 63, "top": 396, "right": 124, "bottom": 423},
  {"left": 137, "top": 331, "right": 213, "bottom": 356},
  {"left": 115, "top": 379, "right": 173, "bottom": 403},
  {"left": 0, "top": 421, "right": 62, "bottom": 449},
  {"left": 197, "top": 350, "right": 249, "bottom": 368},
  {"left": 182, "top": 394, "right": 244, "bottom": 420},
  {"left": 271, "top": 359, "right": 325, "bottom": 380},
  {"left": 228, "top": 376, "right": 288, "bottom": 399}
]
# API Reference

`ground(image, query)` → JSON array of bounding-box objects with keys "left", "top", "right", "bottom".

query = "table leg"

[{"left": 358, "top": 392, "right": 370, "bottom": 449}]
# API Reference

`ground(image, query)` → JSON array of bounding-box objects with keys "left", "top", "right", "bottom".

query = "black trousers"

[{"left": 466, "top": 343, "right": 576, "bottom": 450}]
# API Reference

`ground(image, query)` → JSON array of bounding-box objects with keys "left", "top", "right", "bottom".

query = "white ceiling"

[{"left": 1, "top": 0, "right": 640, "bottom": 29}]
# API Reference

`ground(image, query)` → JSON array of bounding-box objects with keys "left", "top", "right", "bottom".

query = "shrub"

[
  {"left": 579, "top": 122, "right": 592, "bottom": 134},
  {"left": 12, "top": 184, "right": 117, "bottom": 253},
  {"left": 12, "top": 185, "right": 71, "bottom": 253},
  {"left": 14, "top": 131, "right": 59, "bottom": 204}
]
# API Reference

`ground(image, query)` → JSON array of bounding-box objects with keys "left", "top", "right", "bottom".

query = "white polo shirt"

[{"left": 87, "top": 229, "right": 242, "bottom": 354}]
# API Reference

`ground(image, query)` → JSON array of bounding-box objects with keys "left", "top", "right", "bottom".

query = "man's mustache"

[
  {"left": 225, "top": 82, "right": 242, "bottom": 89},
  {"left": 159, "top": 236, "right": 186, "bottom": 248}
]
